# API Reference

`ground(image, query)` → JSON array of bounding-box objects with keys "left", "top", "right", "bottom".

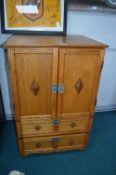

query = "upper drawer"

[{"left": 21, "top": 114, "right": 90, "bottom": 137}]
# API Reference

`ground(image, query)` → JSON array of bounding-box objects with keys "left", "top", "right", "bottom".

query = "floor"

[{"left": 0, "top": 111, "right": 116, "bottom": 175}]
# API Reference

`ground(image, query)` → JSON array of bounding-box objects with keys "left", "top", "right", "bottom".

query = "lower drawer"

[{"left": 23, "top": 133, "right": 89, "bottom": 155}]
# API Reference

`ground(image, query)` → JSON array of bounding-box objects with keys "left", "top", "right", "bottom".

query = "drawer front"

[
  {"left": 22, "top": 121, "right": 53, "bottom": 136},
  {"left": 21, "top": 115, "right": 90, "bottom": 136},
  {"left": 23, "top": 133, "right": 89, "bottom": 154},
  {"left": 59, "top": 117, "right": 89, "bottom": 133}
]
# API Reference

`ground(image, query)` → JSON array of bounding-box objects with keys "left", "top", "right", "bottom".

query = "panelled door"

[
  {"left": 57, "top": 48, "right": 100, "bottom": 119},
  {"left": 9, "top": 48, "right": 58, "bottom": 121}
]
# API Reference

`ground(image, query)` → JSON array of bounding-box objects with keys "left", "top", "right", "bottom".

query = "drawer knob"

[
  {"left": 70, "top": 122, "right": 76, "bottom": 128},
  {"left": 35, "top": 142, "right": 42, "bottom": 148},
  {"left": 68, "top": 140, "right": 75, "bottom": 146},
  {"left": 34, "top": 125, "right": 41, "bottom": 131}
]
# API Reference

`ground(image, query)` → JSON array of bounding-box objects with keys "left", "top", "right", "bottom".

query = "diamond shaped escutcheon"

[
  {"left": 75, "top": 78, "right": 83, "bottom": 94},
  {"left": 31, "top": 79, "right": 39, "bottom": 96}
]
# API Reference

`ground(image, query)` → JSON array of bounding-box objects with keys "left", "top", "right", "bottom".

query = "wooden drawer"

[
  {"left": 21, "top": 115, "right": 90, "bottom": 136},
  {"left": 21, "top": 117, "right": 53, "bottom": 136},
  {"left": 59, "top": 117, "right": 89, "bottom": 133},
  {"left": 23, "top": 133, "right": 89, "bottom": 155}
]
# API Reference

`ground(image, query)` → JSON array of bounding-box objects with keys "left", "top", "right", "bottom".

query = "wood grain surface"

[{"left": 5, "top": 35, "right": 107, "bottom": 156}]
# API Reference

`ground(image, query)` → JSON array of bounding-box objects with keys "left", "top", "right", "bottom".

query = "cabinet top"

[{"left": 3, "top": 35, "right": 108, "bottom": 48}]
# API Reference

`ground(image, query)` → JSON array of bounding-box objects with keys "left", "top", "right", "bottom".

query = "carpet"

[{"left": 0, "top": 111, "right": 116, "bottom": 175}]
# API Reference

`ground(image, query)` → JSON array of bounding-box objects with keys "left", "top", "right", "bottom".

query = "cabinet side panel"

[
  {"left": 8, "top": 48, "right": 23, "bottom": 153},
  {"left": 8, "top": 48, "right": 20, "bottom": 120},
  {"left": 90, "top": 49, "right": 106, "bottom": 115}
]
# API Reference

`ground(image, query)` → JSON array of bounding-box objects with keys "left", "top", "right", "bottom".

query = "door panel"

[
  {"left": 14, "top": 48, "right": 58, "bottom": 119},
  {"left": 57, "top": 48, "right": 99, "bottom": 119}
]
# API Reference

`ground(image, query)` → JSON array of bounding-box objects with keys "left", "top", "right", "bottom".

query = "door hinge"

[
  {"left": 52, "top": 119, "right": 60, "bottom": 126},
  {"left": 58, "top": 84, "right": 64, "bottom": 93},
  {"left": 51, "top": 84, "right": 58, "bottom": 93}
]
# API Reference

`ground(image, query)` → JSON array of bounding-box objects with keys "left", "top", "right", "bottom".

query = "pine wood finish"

[
  {"left": 21, "top": 114, "right": 90, "bottom": 137},
  {"left": 23, "top": 133, "right": 89, "bottom": 155},
  {"left": 4, "top": 35, "right": 108, "bottom": 156}
]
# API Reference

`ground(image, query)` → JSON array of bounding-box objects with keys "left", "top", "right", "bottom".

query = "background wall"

[
  {"left": 0, "top": 25, "right": 11, "bottom": 119},
  {"left": 0, "top": 10, "right": 116, "bottom": 120}
]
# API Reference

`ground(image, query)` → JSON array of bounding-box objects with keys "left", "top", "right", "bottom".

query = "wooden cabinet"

[{"left": 4, "top": 35, "right": 108, "bottom": 156}]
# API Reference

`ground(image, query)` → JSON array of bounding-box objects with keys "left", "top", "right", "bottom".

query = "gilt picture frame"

[{"left": 1, "top": 0, "right": 67, "bottom": 35}]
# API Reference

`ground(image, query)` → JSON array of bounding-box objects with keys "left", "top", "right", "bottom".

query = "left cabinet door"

[{"left": 8, "top": 48, "right": 58, "bottom": 121}]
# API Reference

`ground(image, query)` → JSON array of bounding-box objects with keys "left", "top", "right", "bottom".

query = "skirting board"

[
  {"left": 95, "top": 105, "right": 116, "bottom": 112},
  {"left": 5, "top": 105, "right": 116, "bottom": 121},
  {"left": 5, "top": 114, "right": 15, "bottom": 121}
]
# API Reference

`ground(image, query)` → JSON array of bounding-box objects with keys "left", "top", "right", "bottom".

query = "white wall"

[
  {"left": 0, "top": 32, "right": 11, "bottom": 119},
  {"left": 0, "top": 10, "right": 116, "bottom": 120}
]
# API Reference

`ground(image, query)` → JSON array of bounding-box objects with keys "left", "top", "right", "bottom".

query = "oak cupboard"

[{"left": 4, "top": 35, "right": 108, "bottom": 156}]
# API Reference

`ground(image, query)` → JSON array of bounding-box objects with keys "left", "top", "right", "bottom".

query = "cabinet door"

[
  {"left": 8, "top": 48, "right": 58, "bottom": 120},
  {"left": 57, "top": 48, "right": 100, "bottom": 119}
]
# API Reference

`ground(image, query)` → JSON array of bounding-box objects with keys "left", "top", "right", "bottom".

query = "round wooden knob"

[
  {"left": 34, "top": 125, "right": 41, "bottom": 131},
  {"left": 35, "top": 142, "right": 42, "bottom": 148},
  {"left": 70, "top": 122, "right": 76, "bottom": 128}
]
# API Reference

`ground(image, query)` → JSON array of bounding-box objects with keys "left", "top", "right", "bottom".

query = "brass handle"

[
  {"left": 70, "top": 122, "right": 76, "bottom": 128},
  {"left": 68, "top": 140, "right": 75, "bottom": 146},
  {"left": 34, "top": 125, "right": 41, "bottom": 131},
  {"left": 35, "top": 142, "right": 42, "bottom": 148}
]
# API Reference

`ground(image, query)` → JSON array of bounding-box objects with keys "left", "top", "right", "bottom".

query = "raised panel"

[
  {"left": 14, "top": 48, "right": 58, "bottom": 119},
  {"left": 57, "top": 48, "right": 99, "bottom": 119}
]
